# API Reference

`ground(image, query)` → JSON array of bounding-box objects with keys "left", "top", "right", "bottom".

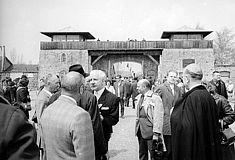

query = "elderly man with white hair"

[
  {"left": 89, "top": 70, "right": 119, "bottom": 160},
  {"left": 171, "top": 63, "right": 221, "bottom": 160}
]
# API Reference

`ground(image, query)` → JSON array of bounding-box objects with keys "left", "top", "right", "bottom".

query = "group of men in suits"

[
  {"left": 113, "top": 75, "right": 138, "bottom": 117},
  {"left": 34, "top": 64, "right": 119, "bottom": 160}
]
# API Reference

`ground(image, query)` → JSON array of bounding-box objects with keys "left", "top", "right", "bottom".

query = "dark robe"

[{"left": 171, "top": 85, "right": 222, "bottom": 160}]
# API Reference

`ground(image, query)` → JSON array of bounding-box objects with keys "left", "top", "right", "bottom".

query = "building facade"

[{"left": 39, "top": 29, "right": 215, "bottom": 81}]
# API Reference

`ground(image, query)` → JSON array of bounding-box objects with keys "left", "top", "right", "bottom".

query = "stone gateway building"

[{"left": 39, "top": 29, "right": 214, "bottom": 81}]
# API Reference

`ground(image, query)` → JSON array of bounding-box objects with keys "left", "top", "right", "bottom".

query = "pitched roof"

[
  {"left": 161, "top": 26, "right": 213, "bottom": 39},
  {"left": 0, "top": 56, "right": 13, "bottom": 72}
]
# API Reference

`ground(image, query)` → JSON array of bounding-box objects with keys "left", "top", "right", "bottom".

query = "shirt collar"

[
  {"left": 60, "top": 95, "right": 77, "bottom": 105},
  {"left": 144, "top": 90, "right": 153, "bottom": 97},
  {"left": 43, "top": 88, "right": 52, "bottom": 97},
  {"left": 189, "top": 84, "right": 203, "bottom": 91},
  {"left": 95, "top": 87, "right": 105, "bottom": 98}
]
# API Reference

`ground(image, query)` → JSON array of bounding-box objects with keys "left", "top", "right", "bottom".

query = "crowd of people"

[{"left": 0, "top": 63, "right": 235, "bottom": 160}]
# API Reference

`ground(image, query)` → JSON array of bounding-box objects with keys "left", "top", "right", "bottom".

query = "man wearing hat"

[{"left": 48, "top": 64, "right": 107, "bottom": 160}]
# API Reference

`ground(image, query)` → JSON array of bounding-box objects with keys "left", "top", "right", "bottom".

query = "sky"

[{"left": 0, "top": 0, "right": 235, "bottom": 64}]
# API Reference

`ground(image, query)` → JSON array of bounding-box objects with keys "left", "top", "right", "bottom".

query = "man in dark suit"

[
  {"left": 210, "top": 71, "right": 228, "bottom": 99},
  {"left": 123, "top": 77, "right": 132, "bottom": 107},
  {"left": 155, "top": 70, "right": 182, "bottom": 160},
  {"left": 89, "top": 70, "right": 119, "bottom": 160},
  {"left": 130, "top": 77, "right": 138, "bottom": 109},
  {"left": 0, "top": 95, "right": 40, "bottom": 160},
  {"left": 48, "top": 64, "right": 107, "bottom": 160},
  {"left": 113, "top": 75, "right": 125, "bottom": 117}
]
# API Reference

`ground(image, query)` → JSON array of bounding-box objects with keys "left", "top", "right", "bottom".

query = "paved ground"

[
  {"left": 29, "top": 91, "right": 235, "bottom": 159},
  {"left": 109, "top": 107, "right": 139, "bottom": 160}
]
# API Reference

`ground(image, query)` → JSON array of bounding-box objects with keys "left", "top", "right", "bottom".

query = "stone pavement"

[{"left": 109, "top": 107, "right": 139, "bottom": 160}]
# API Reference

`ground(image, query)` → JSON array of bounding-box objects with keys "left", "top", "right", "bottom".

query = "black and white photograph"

[{"left": 0, "top": 0, "right": 235, "bottom": 159}]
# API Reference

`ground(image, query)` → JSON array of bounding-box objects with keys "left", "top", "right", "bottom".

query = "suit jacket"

[
  {"left": 41, "top": 96, "right": 95, "bottom": 160},
  {"left": 16, "top": 86, "right": 31, "bottom": 104},
  {"left": 113, "top": 81, "right": 125, "bottom": 98},
  {"left": 98, "top": 88, "right": 119, "bottom": 134},
  {"left": 0, "top": 102, "right": 39, "bottom": 160},
  {"left": 123, "top": 81, "right": 131, "bottom": 98},
  {"left": 135, "top": 90, "right": 164, "bottom": 139},
  {"left": 35, "top": 89, "right": 51, "bottom": 148},
  {"left": 155, "top": 82, "right": 181, "bottom": 135},
  {"left": 48, "top": 90, "right": 107, "bottom": 157},
  {"left": 78, "top": 90, "right": 107, "bottom": 157},
  {"left": 210, "top": 80, "right": 228, "bottom": 99},
  {"left": 130, "top": 81, "right": 138, "bottom": 99}
]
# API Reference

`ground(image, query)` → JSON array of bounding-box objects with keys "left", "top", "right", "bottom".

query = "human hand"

[
  {"left": 100, "top": 114, "right": 104, "bottom": 121},
  {"left": 153, "top": 133, "right": 162, "bottom": 142}
]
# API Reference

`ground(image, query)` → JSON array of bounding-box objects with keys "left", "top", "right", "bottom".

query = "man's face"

[
  {"left": 167, "top": 71, "right": 177, "bottom": 84},
  {"left": 89, "top": 73, "right": 104, "bottom": 91},
  {"left": 213, "top": 72, "right": 221, "bottom": 81},
  {"left": 50, "top": 77, "right": 60, "bottom": 93},
  {"left": 137, "top": 82, "right": 145, "bottom": 94}
]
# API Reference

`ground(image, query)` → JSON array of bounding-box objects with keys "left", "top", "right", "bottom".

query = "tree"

[{"left": 213, "top": 27, "right": 235, "bottom": 65}]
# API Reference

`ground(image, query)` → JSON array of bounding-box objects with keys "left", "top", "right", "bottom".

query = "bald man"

[
  {"left": 171, "top": 64, "right": 221, "bottom": 160},
  {"left": 35, "top": 74, "right": 60, "bottom": 160},
  {"left": 41, "top": 72, "right": 95, "bottom": 160},
  {"left": 135, "top": 79, "right": 164, "bottom": 160},
  {"left": 89, "top": 70, "right": 119, "bottom": 159}
]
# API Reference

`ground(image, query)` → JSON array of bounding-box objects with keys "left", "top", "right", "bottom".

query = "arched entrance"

[
  {"left": 88, "top": 49, "right": 162, "bottom": 81},
  {"left": 112, "top": 61, "right": 142, "bottom": 78}
]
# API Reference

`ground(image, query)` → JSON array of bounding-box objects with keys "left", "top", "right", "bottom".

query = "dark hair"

[
  {"left": 21, "top": 75, "right": 28, "bottom": 79},
  {"left": 116, "top": 75, "right": 122, "bottom": 78},
  {"left": 213, "top": 71, "right": 220, "bottom": 74},
  {"left": 106, "top": 79, "right": 112, "bottom": 84},
  {"left": 19, "top": 78, "right": 29, "bottom": 87},
  {"left": 133, "top": 77, "right": 138, "bottom": 81},
  {"left": 167, "top": 70, "right": 178, "bottom": 76}
]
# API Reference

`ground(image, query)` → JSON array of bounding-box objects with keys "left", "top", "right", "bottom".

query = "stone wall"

[
  {"left": 158, "top": 49, "right": 215, "bottom": 81},
  {"left": 39, "top": 50, "right": 89, "bottom": 80},
  {"left": 215, "top": 65, "right": 235, "bottom": 84}
]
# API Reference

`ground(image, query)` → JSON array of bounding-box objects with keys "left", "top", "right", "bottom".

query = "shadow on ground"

[{"left": 109, "top": 149, "right": 128, "bottom": 158}]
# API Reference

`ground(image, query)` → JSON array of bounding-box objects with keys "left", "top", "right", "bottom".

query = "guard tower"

[
  {"left": 41, "top": 31, "right": 95, "bottom": 42},
  {"left": 158, "top": 26, "right": 214, "bottom": 79}
]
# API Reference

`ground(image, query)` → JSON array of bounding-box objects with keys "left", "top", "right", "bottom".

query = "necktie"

[
  {"left": 94, "top": 91, "right": 99, "bottom": 100},
  {"left": 137, "top": 94, "right": 144, "bottom": 118}
]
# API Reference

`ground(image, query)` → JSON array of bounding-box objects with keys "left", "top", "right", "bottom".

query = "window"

[
  {"left": 61, "top": 53, "right": 66, "bottom": 62},
  {"left": 182, "top": 59, "right": 195, "bottom": 68}
]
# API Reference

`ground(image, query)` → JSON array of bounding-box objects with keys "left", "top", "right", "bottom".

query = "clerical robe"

[{"left": 171, "top": 85, "right": 222, "bottom": 160}]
